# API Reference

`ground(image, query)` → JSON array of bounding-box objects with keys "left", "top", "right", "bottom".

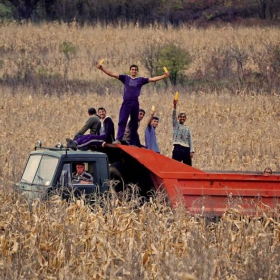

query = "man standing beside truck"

[{"left": 172, "top": 99, "right": 194, "bottom": 166}]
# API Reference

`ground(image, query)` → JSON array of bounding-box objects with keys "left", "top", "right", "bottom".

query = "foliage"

[
  {"left": 0, "top": 2, "right": 13, "bottom": 21},
  {"left": 59, "top": 41, "right": 77, "bottom": 80},
  {"left": 142, "top": 43, "right": 192, "bottom": 86},
  {"left": 3, "top": 0, "right": 280, "bottom": 26},
  {"left": 9, "top": 0, "right": 40, "bottom": 20}
]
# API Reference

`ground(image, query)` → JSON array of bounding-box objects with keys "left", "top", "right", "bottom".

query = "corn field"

[{"left": 0, "top": 22, "right": 280, "bottom": 279}]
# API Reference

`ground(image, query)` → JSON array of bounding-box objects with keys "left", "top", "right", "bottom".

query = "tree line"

[{"left": 1, "top": 0, "right": 280, "bottom": 26}]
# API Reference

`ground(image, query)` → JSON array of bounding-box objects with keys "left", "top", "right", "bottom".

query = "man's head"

[
  {"left": 98, "top": 107, "right": 106, "bottom": 120},
  {"left": 263, "top": 167, "right": 272, "bottom": 176},
  {"left": 130, "top": 64, "right": 138, "bottom": 78},
  {"left": 139, "top": 109, "right": 146, "bottom": 121},
  {"left": 178, "top": 112, "right": 187, "bottom": 125},
  {"left": 76, "top": 163, "right": 85, "bottom": 175},
  {"left": 88, "top": 108, "right": 96, "bottom": 115},
  {"left": 151, "top": 116, "right": 159, "bottom": 128}
]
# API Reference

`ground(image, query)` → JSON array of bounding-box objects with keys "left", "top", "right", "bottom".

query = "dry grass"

[
  {"left": 1, "top": 23, "right": 280, "bottom": 279},
  {"left": 0, "top": 188, "right": 280, "bottom": 279},
  {"left": 1, "top": 22, "right": 280, "bottom": 83},
  {"left": 1, "top": 89, "right": 280, "bottom": 183}
]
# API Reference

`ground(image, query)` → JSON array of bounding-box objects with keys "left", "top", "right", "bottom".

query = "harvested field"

[{"left": 0, "top": 23, "right": 280, "bottom": 279}]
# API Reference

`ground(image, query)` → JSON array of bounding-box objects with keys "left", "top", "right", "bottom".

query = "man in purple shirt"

[{"left": 97, "top": 63, "right": 169, "bottom": 146}]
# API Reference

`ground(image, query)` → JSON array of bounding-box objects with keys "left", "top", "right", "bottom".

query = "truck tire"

[{"left": 109, "top": 164, "right": 125, "bottom": 192}]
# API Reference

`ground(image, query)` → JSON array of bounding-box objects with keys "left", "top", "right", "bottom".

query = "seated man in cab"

[{"left": 72, "top": 163, "right": 93, "bottom": 184}]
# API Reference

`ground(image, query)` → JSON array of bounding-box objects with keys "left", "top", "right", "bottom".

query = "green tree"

[
  {"left": 59, "top": 41, "right": 77, "bottom": 80},
  {"left": 142, "top": 42, "right": 192, "bottom": 86},
  {"left": 0, "top": 1, "right": 13, "bottom": 21},
  {"left": 157, "top": 43, "right": 192, "bottom": 86}
]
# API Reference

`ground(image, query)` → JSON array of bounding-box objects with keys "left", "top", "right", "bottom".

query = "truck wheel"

[{"left": 109, "top": 164, "right": 125, "bottom": 192}]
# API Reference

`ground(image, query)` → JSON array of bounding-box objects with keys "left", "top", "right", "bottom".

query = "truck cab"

[{"left": 15, "top": 144, "right": 110, "bottom": 202}]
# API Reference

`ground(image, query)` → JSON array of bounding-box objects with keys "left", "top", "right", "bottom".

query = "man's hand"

[
  {"left": 173, "top": 99, "right": 178, "bottom": 108},
  {"left": 164, "top": 71, "right": 170, "bottom": 78},
  {"left": 97, "top": 64, "right": 103, "bottom": 70},
  {"left": 80, "top": 180, "right": 91, "bottom": 184}
]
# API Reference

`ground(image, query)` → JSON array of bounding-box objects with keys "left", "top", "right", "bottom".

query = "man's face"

[
  {"left": 98, "top": 109, "right": 106, "bottom": 120},
  {"left": 263, "top": 169, "right": 272, "bottom": 176},
  {"left": 178, "top": 114, "right": 186, "bottom": 125},
  {"left": 151, "top": 119, "right": 159, "bottom": 128},
  {"left": 130, "top": 67, "right": 138, "bottom": 77},
  {"left": 76, "top": 164, "right": 85, "bottom": 175},
  {"left": 138, "top": 111, "right": 145, "bottom": 121}
]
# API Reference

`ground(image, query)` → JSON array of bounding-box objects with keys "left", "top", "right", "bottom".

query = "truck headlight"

[
  {"left": 55, "top": 142, "right": 64, "bottom": 148},
  {"left": 35, "top": 140, "right": 42, "bottom": 148}
]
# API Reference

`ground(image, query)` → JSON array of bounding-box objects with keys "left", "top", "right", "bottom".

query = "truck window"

[
  {"left": 34, "top": 156, "right": 59, "bottom": 186},
  {"left": 58, "top": 163, "right": 71, "bottom": 187},
  {"left": 21, "top": 154, "right": 42, "bottom": 183},
  {"left": 22, "top": 154, "right": 59, "bottom": 186}
]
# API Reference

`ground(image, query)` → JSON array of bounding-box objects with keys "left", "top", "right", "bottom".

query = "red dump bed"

[{"left": 113, "top": 145, "right": 280, "bottom": 216}]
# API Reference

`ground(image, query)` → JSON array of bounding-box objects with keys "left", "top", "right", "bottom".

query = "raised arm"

[
  {"left": 148, "top": 71, "right": 170, "bottom": 82},
  {"left": 147, "top": 109, "right": 155, "bottom": 126},
  {"left": 75, "top": 118, "right": 94, "bottom": 137},
  {"left": 172, "top": 99, "right": 178, "bottom": 127},
  {"left": 97, "top": 64, "right": 119, "bottom": 79}
]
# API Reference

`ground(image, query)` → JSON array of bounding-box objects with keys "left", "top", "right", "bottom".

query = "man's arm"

[
  {"left": 172, "top": 100, "right": 178, "bottom": 127},
  {"left": 189, "top": 132, "right": 195, "bottom": 157},
  {"left": 97, "top": 65, "right": 119, "bottom": 79},
  {"left": 148, "top": 71, "right": 170, "bottom": 82},
  {"left": 75, "top": 118, "right": 94, "bottom": 137},
  {"left": 147, "top": 109, "right": 155, "bottom": 126},
  {"left": 81, "top": 171, "right": 94, "bottom": 182},
  {"left": 104, "top": 118, "right": 115, "bottom": 143}
]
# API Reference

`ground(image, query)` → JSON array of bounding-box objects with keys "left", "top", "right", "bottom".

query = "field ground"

[{"left": 1, "top": 23, "right": 280, "bottom": 279}]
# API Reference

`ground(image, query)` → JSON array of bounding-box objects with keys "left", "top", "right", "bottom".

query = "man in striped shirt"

[{"left": 172, "top": 100, "right": 194, "bottom": 166}]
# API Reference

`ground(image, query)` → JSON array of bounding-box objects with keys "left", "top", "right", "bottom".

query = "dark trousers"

[
  {"left": 172, "top": 144, "right": 192, "bottom": 166},
  {"left": 117, "top": 100, "right": 139, "bottom": 145},
  {"left": 75, "top": 134, "right": 105, "bottom": 149}
]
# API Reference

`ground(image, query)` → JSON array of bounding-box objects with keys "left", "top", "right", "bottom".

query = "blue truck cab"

[{"left": 15, "top": 144, "right": 110, "bottom": 202}]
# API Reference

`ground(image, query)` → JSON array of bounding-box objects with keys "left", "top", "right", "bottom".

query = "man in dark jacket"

[
  {"left": 122, "top": 109, "right": 145, "bottom": 147},
  {"left": 67, "top": 107, "right": 115, "bottom": 150}
]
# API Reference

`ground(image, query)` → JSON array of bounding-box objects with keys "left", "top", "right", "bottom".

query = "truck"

[{"left": 15, "top": 141, "right": 280, "bottom": 216}]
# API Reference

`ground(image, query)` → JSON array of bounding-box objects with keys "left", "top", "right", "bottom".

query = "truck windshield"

[{"left": 21, "top": 154, "right": 59, "bottom": 186}]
